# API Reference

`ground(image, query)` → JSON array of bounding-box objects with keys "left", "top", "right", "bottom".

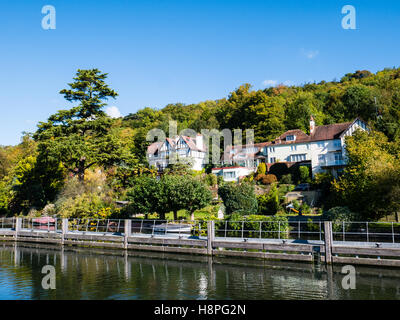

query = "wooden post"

[
  {"left": 15, "top": 217, "right": 21, "bottom": 240},
  {"left": 61, "top": 219, "right": 68, "bottom": 245},
  {"left": 324, "top": 221, "right": 333, "bottom": 265},
  {"left": 207, "top": 220, "right": 215, "bottom": 256},
  {"left": 124, "top": 220, "right": 131, "bottom": 249}
]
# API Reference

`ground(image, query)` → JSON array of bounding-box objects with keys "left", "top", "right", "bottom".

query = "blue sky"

[{"left": 1, "top": 0, "right": 399, "bottom": 145}]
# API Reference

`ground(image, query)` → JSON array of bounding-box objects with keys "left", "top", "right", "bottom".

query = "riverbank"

[{"left": 1, "top": 218, "right": 400, "bottom": 268}]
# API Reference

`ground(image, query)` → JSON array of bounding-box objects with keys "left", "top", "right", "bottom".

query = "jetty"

[{"left": 1, "top": 217, "right": 400, "bottom": 267}]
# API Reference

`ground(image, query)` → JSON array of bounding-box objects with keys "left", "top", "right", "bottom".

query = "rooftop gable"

[{"left": 271, "top": 119, "right": 364, "bottom": 145}]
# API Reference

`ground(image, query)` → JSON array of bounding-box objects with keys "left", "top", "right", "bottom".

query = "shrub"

[
  {"left": 306, "top": 218, "right": 320, "bottom": 232},
  {"left": 299, "top": 166, "right": 310, "bottom": 183},
  {"left": 55, "top": 192, "right": 114, "bottom": 219},
  {"left": 217, "top": 175, "right": 224, "bottom": 185},
  {"left": 192, "top": 215, "right": 220, "bottom": 237},
  {"left": 292, "top": 200, "right": 301, "bottom": 210},
  {"left": 254, "top": 173, "right": 266, "bottom": 182},
  {"left": 54, "top": 173, "right": 116, "bottom": 219},
  {"left": 299, "top": 202, "right": 312, "bottom": 214},
  {"left": 218, "top": 183, "right": 258, "bottom": 215},
  {"left": 256, "top": 163, "right": 266, "bottom": 175},
  {"left": 269, "top": 162, "right": 290, "bottom": 180},
  {"left": 204, "top": 173, "right": 218, "bottom": 187},
  {"left": 227, "top": 213, "right": 289, "bottom": 238},
  {"left": 322, "top": 206, "right": 360, "bottom": 232},
  {"left": 257, "top": 184, "right": 280, "bottom": 215},
  {"left": 262, "top": 174, "right": 278, "bottom": 185},
  {"left": 280, "top": 174, "right": 292, "bottom": 184}
]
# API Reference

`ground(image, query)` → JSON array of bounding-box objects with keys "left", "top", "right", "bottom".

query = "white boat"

[{"left": 153, "top": 223, "right": 192, "bottom": 233}]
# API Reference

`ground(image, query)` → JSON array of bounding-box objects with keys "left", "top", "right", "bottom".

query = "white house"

[
  {"left": 147, "top": 134, "right": 207, "bottom": 171},
  {"left": 219, "top": 117, "right": 369, "bottom": 178},
  {"left": 222, "top": 142, "right": 269, "bottom": 170},
  {"left": 265, "top": 117, "right": 369, "bottom": 177},
  {"left": 211, "top": 166, "right": 254, "bottom": 182}
]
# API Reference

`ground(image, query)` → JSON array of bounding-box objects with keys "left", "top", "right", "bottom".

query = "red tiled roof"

[
  {"left": 311, "top": 122, "right": 353, "bottom": 141},
  {"left": 181, "top": 135, "right": 206, "bottom": 152},
  {"left": 147, "top": 141, "right": 163, "bottom": 154},
  {"left": 147, "top": 135, "right": 206, "bottom": 154},
  {"left": 220, "top": 118, "right": 367, "bottom": 162},
  {"left": 271, "top": 121, "right": 355, "bottom": 145}
]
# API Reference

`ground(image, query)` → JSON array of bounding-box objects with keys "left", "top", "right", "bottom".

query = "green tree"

[
  {"left": 285, "top": 92, "right": 325, "bottom": 132},
  {"left": 218, "top": 182, "right": 258, "bottom": 215},
  {"left": 170, "top": 175, "right": 212, "bottom": 221},
  {"left": 299, "top": 166, "right": 310, "bottom": 183},
  {"left": 126, "top": 175, "right": 211, "bottom": 220},
  {"left": 332, "top": 130, "right": 400, "bottom": 220},
  {"left": 158, "top": 175, "right": 212, "bottom": 220},
  {"left": 257, "top": 184, "right": 280, "bottom": 215},
  {"left": 125, "top": 176, "right": 161, "bottom": 219},
  {"left": 256, "top": 162, "right": 266, "bottom": 175},
  {"left": 34, "top": 69, "right": 124, "bottom": 181},
  {"left": 8, "top": 155, "right": 64, "bottom": 214},
  {"left": 204, "top": 173, "right": 218, "bottom": 187}
]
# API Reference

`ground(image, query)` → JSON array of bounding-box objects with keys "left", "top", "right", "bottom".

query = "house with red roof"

[{"left": 219, "top": 116, "right": 369, "bottom": 179}]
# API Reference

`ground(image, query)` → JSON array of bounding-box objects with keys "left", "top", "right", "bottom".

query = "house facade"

[
  {"left": 211, "top": 166, "right": 254, "bottom": 183},
  {"left": 222, "top": 142, "right": 269, "bottom": 169},
  {"left": 147, "top": 134, "right": 207, "bottom": 171},
  {"left": 220, "top": 117, "right": 369, "bottom": 179}
]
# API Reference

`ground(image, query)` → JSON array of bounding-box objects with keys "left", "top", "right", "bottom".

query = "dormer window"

[{"left": 286, "top": 135, "right": 296, "bottom": 141}]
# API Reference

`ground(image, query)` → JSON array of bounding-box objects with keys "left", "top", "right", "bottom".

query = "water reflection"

[{"left": 0, "top": 242, "right": 399, "bottom": 300}]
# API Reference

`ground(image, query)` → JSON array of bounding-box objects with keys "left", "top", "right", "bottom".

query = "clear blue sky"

[{"left": 1, "top": 0, "right": 399, "bottom": 145}]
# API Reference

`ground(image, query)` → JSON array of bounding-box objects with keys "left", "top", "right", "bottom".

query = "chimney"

[
  {"left": 196, "top": 134, "right": 204, "bottom": 150},
  {"left": 310, "top": 115, "right": 315, "bottom": 135}
]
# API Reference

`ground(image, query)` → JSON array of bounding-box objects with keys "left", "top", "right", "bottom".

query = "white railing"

[{"left": 1, "top": 218, "right": 399, "bottom": 244}]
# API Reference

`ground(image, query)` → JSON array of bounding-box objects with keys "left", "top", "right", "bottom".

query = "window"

[
  {"left": 289, "top": 154, "right": 306, "bottom": 162},
  {"left": 333, "top": 140, "right": 341, "bottom": 148},
  {"left": 291, "top": 145, "right": 297, "bottom": 151},
  {"left": 286, "top": 135, "right": 295, "bottom": 141},
  {"left": 269, "top": 147, "right": 275, "bottom": 153},
  {"left": 224, "top": 171, "right": 236, "bottom": 179},
  {"left": 334, "top": 152, "right": 343, "bottom": 163},
  {"left": 270, "top": 157, "right": 276, "bottom": 164},
  {"left": 318, "top": 154, "right": 325, "bottom": 163}
]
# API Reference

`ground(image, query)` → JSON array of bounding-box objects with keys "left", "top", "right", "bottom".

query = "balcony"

[{"left": 319, "top": 159, "right": 346, "bottom": 167}]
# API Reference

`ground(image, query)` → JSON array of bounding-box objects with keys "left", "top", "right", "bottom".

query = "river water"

[{"left": 0, "top": 242, "right": 399, "bottom": 300}]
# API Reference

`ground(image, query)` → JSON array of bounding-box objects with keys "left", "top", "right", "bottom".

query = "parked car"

[{"left": 294, "top": 183, "right": 310, "bottom": 191}]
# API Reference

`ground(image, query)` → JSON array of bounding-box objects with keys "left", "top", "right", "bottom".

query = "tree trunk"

[
  {"left": 173, "top": 210, "right": 178, "bottom": 221},
  {"left": 159, "top": 212, "right": 166, "bottom": 220},
  {"left": 76, "top": 157, "right": 87, "bottom": 181},
  {"left": 396, "top": 212, "right": 399, "bottom": 223}
]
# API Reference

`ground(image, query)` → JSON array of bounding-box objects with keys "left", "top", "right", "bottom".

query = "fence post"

[
  {"left": 324, "top": 221, "right": 333, "bottom": 265},
  {"left": 124, "top": 219, "right": 131, "bottom": 249},
  {"left": 61, "top": 219, "right": 68, "bottom": 245},
  {"left": 15, "top": 217, "right": 22, "bottom": 240},
  {"left": 207, "top": 220, "right": 215, "bottom": 256}
]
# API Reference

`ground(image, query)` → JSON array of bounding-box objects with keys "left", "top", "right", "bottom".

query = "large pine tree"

[{"left": 34, "top": 69, "right": 124, "bottom": 181}]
